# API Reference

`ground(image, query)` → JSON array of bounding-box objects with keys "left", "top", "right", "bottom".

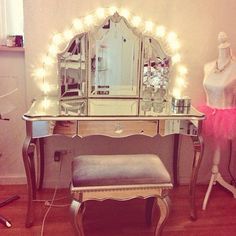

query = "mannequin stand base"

[{"left": 202, "top": 172, "right": 236, "bottom": 210}]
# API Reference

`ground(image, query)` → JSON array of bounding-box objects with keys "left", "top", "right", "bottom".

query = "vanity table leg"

[
  {"left": 173, "top": 134, "right": 180, "bottom": 186},
  {"left": 189, "top": 135, "right": 204, "bottom": 220},
  {"left": 22, "top": 136, "right": 35, "bottom": 227},
  {"left": 36, "top": 138, "right": 45, "bottom": 190}
]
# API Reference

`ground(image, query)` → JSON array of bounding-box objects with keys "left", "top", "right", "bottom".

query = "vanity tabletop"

[{"left": 23, "top": 96, "right": 205, "bottom": 121}]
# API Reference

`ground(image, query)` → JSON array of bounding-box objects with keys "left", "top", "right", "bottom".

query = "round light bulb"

[
  {"left": 96, "top": 8, "right": 105, "bottom": 18},
  {"left": 167, "top": 31, "right": 178, "bottom": 43},
  {"left": 172, "top": 88, "right": 181, "bottom": 99},
  {"left": 178, "top": 65, "right": 188, "bottom": 75},
  {"left": 131, "top": 16, "right": 141, "bottom": 27},
  {"left": 42, "top": 55, "right": 54, "bottom": 66},
  {"left": 63, "top": 29, "right": 74, "bottom": 41},
  {"left": 52, "top": 33, "right": 63, "bottom": 45},
  {"left": 169, "top": 39, "right": 181, "bottom": 51},
  {"left": 34, "top": 68, "right": 46, "bottom": 78},
  {"left": 120, "top": 8, "right": 130, "bottom": 19},
  {"left": 48, "top": 45, "right": 59, "bottom": 56},
  {"left": 172, "top": 53, "right": 181, "bottom": 64},
  {"left": 176, "top": 77, "right": 187, "bottom": 88},
  {"left": 84, "top": 15, "right": 94, "bottom": 26},
  {"left": 145, "top": 21, "right": 154, "bottom": 32},
  {"left": 155, "top": 25, "right": 166, "bottom": 38},
  {"left": 41, "top": 97, "right": 51, "bottom": 108},
  {"left": 73, "top": 18, "right": 83, "bottom": 31},
  {"left": 41, "top": 82, "right": 51, "bottom": 94}
]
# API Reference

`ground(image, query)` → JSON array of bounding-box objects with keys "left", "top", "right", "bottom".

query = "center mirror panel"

[{"left": 89, "top": 14, "right": 141, "bottom": 97}]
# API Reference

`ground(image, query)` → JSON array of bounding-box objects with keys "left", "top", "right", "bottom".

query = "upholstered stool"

[{"left": 70, "top": 154, "right": 173, "bottom": 236}]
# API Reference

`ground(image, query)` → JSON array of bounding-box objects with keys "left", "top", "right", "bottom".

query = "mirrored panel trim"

[{"left": 58, "top": 33, "right": 88, "bottom": 100}]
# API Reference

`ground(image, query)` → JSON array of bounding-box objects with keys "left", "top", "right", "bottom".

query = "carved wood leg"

[
  {"left": 34, "top": 138, "right": 45, "bottom": 190},
  {"left": 173, "top": 134, "right": 180, "bottom": 186},
  {"left": 28, "top": 143, "right": 37, "bottom": 199},
  {"left": 38, "top": 138, "right": 45, "bottom": 190},
  {"left": 22, "top": 136, "right": 35, "bottom": 227},
  {"left": 154, "top": 196, "right": 170, "bottom": 236},
  {"left": 70, "top": 200, "right": 85, "bottom": 236},
  {"left": 190, "top": 135, "right": 204, "bottom": 220},
  {"left": 145, "top": 197, "right": 155, "bottom": 226}
]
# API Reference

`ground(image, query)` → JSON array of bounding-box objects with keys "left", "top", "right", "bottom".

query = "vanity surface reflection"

[{"left": 24, "top": 96, "right": 204, "bottom": 120}]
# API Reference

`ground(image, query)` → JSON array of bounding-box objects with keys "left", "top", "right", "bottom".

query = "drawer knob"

[{"left": 114, "top": 124, "right": 123, "bottom": 134}]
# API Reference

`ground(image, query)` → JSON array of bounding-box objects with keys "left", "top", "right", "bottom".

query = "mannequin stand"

[{"left": 202, "top": 141, "right": 236, "bottom": 210}]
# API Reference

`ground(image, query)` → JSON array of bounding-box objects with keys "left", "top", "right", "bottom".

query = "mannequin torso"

[
  {"left": 203, "top": 59, "right": 236, "bottom": 109},
  {"left": 199, "top": 32, "right": 236, "bottom": 140}
]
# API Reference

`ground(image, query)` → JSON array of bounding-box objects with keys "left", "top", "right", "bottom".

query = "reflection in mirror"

[
  {"left": 60, "top": 99, "right": 87, "bottom": 116},
  {"left": 89, "top": 14, "right": 141, "bottom": 97},
  {"left": 58, "top": 33, "right": 87, "bottom": 100},
  {"left": 142, "top": 37, "right": 170, "bottom": 103},
  {"left": 88, "top": 99, "right": 138, "bottom": 116}
]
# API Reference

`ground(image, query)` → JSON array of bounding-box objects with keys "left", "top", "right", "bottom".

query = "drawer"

[
  {"left": 78, "top": 120, "right": 158, "bottom": 137},
  {"left": 53, "top": 121, "right": 78, "bottom": 137}
]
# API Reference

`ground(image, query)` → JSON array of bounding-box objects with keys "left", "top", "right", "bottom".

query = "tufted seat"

[{"left": 70, "top": 154, "right": 173, "bottom": 236}]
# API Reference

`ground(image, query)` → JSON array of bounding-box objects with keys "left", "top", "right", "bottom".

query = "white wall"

[
  {"left": 0, "top": 51, "right": 26, "bottom": 184},
  {"left": 20, "top": 0, "right": 236, "bottom": 187}
]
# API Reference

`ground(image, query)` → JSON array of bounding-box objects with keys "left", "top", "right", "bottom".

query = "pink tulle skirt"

[{"left": 198, "top": 105, "right": 236, "bottom": 141}]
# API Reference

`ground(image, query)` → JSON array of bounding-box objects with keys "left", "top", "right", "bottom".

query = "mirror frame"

[{"left": 57, "top": 12, "right": 171, "bottom": 101}]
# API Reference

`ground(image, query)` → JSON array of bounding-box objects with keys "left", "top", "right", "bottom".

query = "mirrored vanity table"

[{"left": 22, "top": 12, "right": 205, "bottom": 227}]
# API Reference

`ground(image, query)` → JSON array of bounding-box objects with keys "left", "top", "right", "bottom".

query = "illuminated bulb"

[
  {"left": 41, "top": 83, "right": 51, "bottom": 94},
  {"left": 178, "top": 65, "right": 188, "bottom": 75},
  {"left": 145, "top": 21, "right": 154, "bottom": 32},
  {"left": 48, "top": 45, "right": 59, "bottom": 56},
  {"left": 73, "top": 18, "right": 83, "bottom": 31},
  {"left": 172, "top": 88, "right": 181, "bottom": 99},
  {"left": 52, "top": 33, "right": 63, "bottom": 45},
  {"left": 167, "top": 31, "right": 178, "bottom": 43},
  {"left": 34, "top": 68, "right": 46, "bottom": 78},
  {"left": 169, "top": 39, "right": 181, "bottom": 51},
  {"left": 96, "top": 8, "right": 105, "bottom": 18},
  {"left": 155, "top": 25, "right": 166, "bottom": 38},
  {"left": 41, "top": 97, "right": 51, "bottom": 109},
  {"left": 172, "top": 53, "right": 181, "bottom": 64},
  {"left": 42, "top": 55, "right": 54, "bottom": 66},
  {"left": 109, "top": 6, "right": 117, "bottom": 15},
  {"left": 131, "top": 16, "right": 141, "bottom": 27},
  {"left": 63, "top": 29, "right": 74, "bottom": 41},
  {"left": 176, "top": 77, "right": 187, "bottom": 88},
  {"left": 120, "top": 8, "right": 130, "bottom": 18},
  {"left": 84, "top": 15, "right": 94, "bottom": 26}
]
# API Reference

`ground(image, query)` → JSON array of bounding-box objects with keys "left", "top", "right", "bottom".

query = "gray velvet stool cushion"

[{"left": 72, "top": 154, "right": 171, "bottom": 187}]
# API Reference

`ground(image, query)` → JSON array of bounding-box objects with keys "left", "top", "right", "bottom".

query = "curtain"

[
  {"left": 0, "top": 0, "right": 23, "bottom": 45},
  {"left": 0, "top": 0, "right": 7, "bottom": 45}
]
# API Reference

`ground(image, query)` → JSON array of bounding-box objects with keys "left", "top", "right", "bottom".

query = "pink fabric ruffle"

[{"left": 198, "top": 105, "right": 236, "bottom": 141}]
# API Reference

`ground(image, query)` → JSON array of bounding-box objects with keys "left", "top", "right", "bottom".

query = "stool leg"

[
  {"left": 146, "top": 197, "right": 155, "bottom": 226},
  {"left": 70, "top": 200, "right": 85, "bottom": 236},
  {"left": 154, "top": 196, "right": 170, "bottom": 236}
]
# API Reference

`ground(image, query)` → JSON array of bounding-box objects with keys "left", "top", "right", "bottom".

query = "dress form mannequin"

[{"left": 201, "top": 32, "right": 236, "bottom": 210}]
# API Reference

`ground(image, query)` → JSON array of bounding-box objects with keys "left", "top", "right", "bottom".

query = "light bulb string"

[{"left": 36, "top": 6, "right": 185, "bottom": 96}]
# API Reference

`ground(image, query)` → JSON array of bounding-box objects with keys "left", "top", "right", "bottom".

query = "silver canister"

[{"left": 171, "top": 96, "right": 191, "bottom": 114}]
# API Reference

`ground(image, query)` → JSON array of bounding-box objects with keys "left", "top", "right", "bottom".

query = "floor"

[{"left": 1, "top": 184, "right": 236, "bottom": 236}]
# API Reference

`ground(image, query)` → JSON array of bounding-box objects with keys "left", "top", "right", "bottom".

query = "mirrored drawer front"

[
  {"left": 52, "top": 121, "right": 78, "bottom": 137},
  {"left": 78, "top": 121, "right": 158, "bottom": 138}
]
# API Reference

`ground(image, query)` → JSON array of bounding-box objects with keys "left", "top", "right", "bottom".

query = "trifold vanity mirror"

[{"left": 58, "top": 12, "right": 171, "bottom": 104}]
